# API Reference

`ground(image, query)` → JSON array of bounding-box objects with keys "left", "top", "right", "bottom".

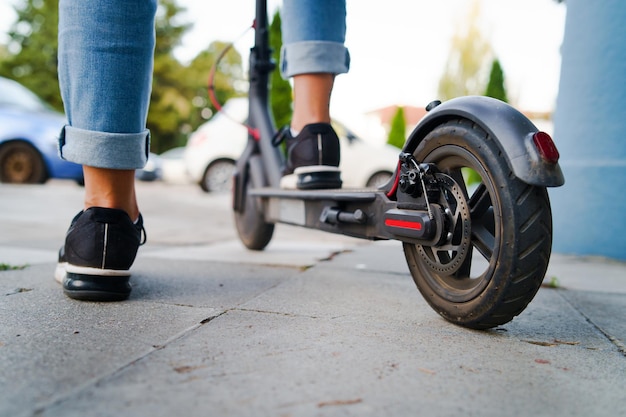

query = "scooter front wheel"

[
  {"left": 405, "top": 119, "right": 552, "bottom": 329},
  {"left": 234, "top": 155, "right": 274, "bottom": 250}
]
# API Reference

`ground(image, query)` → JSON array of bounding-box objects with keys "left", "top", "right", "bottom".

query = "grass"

[{"left": 0, "top": 263, "right": 28, "bottom": 271}]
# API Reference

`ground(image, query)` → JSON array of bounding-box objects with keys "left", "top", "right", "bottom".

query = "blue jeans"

[{"left": 57, "top": 0, "right": 349, "bottom": 170}]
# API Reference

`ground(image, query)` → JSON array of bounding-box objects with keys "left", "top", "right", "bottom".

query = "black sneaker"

[
  {"left": 54, "top": 207, "right": 146, "bottom": 301},
  {"left": 279, "top": 123, "right": 342, "bottom": 190}
]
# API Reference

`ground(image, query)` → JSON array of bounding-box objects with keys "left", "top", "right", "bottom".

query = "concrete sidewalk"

[{"left": 1, "top": 182, "right": 625, "bottom": 417}]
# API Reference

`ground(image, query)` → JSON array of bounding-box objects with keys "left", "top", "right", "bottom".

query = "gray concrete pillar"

[{"left": 551, "top": 0, "right": 626, "bottom": 260}]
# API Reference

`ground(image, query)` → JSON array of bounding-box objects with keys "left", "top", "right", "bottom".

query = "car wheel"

[
  {"left": 365, "top": 171, "right": 392, "bottom": 188},
  {"left": 0, "top": 141, "right": 47, "bottom": 184},
  {"left": 201, "top": 159, "right": 236, "bottom": 192}
]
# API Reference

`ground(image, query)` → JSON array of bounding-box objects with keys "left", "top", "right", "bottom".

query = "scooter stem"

[{"left": 248, "top": 0, "right": 283, "bottom": 187}]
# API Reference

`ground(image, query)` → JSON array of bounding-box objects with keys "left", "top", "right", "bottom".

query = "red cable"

[
  {"left": 206, "top": 23, "right": 260, "bottom": 140},
  {"left": 386, "top": 160, "right": 402, "bottom": 199}
]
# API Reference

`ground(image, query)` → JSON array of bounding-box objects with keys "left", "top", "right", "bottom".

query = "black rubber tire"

[
  {"left": 233, "top": 157, "right": 274, "bottom": 251},
  {"left": 365, "top": 171, "right": 392, "bottom": 188},
  {"left": 0, "top": 141, "right": 47, "bottom": 184},
  {"left": 405, "top": 119, "right": 552, "bottom": 329}
]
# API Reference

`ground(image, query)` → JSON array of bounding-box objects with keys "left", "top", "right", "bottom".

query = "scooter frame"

[{"left": 232, "top": 0, "right": 564, "bottom": 329}]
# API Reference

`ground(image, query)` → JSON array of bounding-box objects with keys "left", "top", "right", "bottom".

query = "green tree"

[
  {"left": 185, "top": 41, "right": 244, "bottom": 132},
  {"left": 0, "top": 0, "right": 62, "bottom": 111},
  {"left": 148, "top": 1, "right": 243, "bottom": 153},
  {"left": 484, "top": 59, "right": 508, "bottom": 103},
  {"left": 269, "top": 9, "right": 293, "bottom": 128},
  {"left": 0, "top": 44, "right": 10, "bottom": 63},
  {"left": 387, "top": 106, "right": 406, "bottom": 149},
  {"left": 437, "top": 0, "right": 493, "bottom": 100},
  {"left": 147, "top": 0, "right": 192, "bottom": 153}
]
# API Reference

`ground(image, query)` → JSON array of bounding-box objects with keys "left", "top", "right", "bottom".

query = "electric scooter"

[{"left": 231, "top": 0, "right": 565, "bottom": 330}]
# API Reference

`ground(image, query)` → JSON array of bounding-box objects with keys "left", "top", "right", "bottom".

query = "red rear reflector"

[
  {"left": 384, "top": 218, "right": 422, "bottom": 231},
  {"left": 533, "top": 131, "right": 560, "bottom": 164}
]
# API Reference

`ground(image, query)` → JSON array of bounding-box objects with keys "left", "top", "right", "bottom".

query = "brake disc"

[{"left": 416, "top": 173, "right": 471, "bottom": 275}]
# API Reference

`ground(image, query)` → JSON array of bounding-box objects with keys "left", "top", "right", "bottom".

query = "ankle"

[
  {"left": 83, "top": 199, "right": 139, "bottom": 222},
  {"left": 290, "top": 117, "right": 331, "bottom": 133},
  {"left": 291, "top": 73, "right": 334, "bottom": 132},
  {"left": 83, "top": 166, "right": 139, "bottom": 220}
]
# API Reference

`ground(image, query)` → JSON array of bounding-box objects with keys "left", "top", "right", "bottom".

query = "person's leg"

[
  {"left": 281, "top": 0, "right": 348, "bottom": 127},
  {"left": 291, "top": 73, "right": 334, "bottom": 132},
  {"left": 279, "top": 0, "right": 349, "bottom": 189},
  {"left": 56, "top": 0, "right": 156, "bottom": 300},
  {"left": 281, "top": 0, "right": 349, "bottom": 79},
  {"left": 58, "top": 0, "right": 155, "bottom": 219}
]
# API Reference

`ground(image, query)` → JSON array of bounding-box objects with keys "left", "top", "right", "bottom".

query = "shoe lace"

[{"left": 272, "top": 125, "right": 291, "bottom": 147}]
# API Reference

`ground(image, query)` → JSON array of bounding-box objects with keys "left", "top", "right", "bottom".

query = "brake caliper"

[
  {"left": 382, "top": 153, "right": 445, "bottom": 243},
  {"left": 397, "top": 152, "right": 440, "bottom": 210}
]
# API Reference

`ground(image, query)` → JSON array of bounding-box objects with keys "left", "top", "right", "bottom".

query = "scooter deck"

[
  {"left": 247, "top": 187, "right": 431, "bottom": 243},
  {"left": 249, "top": 187, "right": 380, "bottom": 202}
]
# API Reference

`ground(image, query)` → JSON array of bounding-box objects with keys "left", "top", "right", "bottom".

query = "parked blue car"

[{"left": 0, "top": 76, "right": 83, "bottom": 184}]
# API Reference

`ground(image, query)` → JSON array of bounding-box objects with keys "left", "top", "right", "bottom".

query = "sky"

[
  {"left": 172, "top": 0, "right": 566, "bottom": 116},
  {"left": 0, "top": 0, "right": 566, "bottom": 121}
]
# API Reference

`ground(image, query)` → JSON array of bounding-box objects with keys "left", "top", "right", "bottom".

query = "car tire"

[
  {"left": 201, "top": 159, "right": 236, "bottom": 193},
  {"left": 0, "top": 141, "right": 47, "bottom": 184},
  {"left": 365, "top": 171, "right": 392, "bottom": 188}
]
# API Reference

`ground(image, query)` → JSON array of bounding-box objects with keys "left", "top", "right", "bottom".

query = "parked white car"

[
  {"left": 184, "top": 98, "right": 400, "bottom": 192},
  {"left": 159, "top": 146, "right": 191, "bottom": 184}
]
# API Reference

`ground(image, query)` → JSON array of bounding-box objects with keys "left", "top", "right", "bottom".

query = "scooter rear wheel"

[{"left": 405, "top": 119, "right": 552, "bottom": 329}]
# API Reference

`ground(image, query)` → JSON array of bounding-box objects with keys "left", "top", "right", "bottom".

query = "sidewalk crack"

[
  {"left": 558, "top": 292, "right": 626, "bottom": 357},
  {"left": 33, "top": 310, "right": 227, "bottom": 415},
  {"left": 231, "top": 307, "right": 319, "bottom": 319}
]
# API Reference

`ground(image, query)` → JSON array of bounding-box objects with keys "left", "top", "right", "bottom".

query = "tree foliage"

[
  {"left": 437, "top": 0, "right": 493, "bottom": 100},
  {"left": 147, "top": 0, "right": 192, "bottom": 153},
  {"left": 0, "top": 0, "right": 62, "bottom": 111},
  {"left": 0, "top": 0, "right": 243, "bottom": 154},
  {"left": 269, "top": 9, "right": 293, "bottom": 129},
  {"left": 484, "top": 59, "right": 508, "bottom": 103},
  {"left": 147, "top": 1, "right": 243, "bottom": 152},
  {"left": 185, "top": 41, "right": 244, "bottom": 132},
  {"left": 147, "top": 1, "right": 243, "bottom": 153},
  {"left": 387, "top": 106, "right": 407, "bottom": 149}
]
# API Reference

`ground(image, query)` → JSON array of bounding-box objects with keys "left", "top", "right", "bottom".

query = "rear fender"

[{"left": 404, "top": 96, "right": 564, "bottom": 187}]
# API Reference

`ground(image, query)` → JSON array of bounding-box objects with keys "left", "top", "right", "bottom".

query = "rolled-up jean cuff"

[
  {"left": 58, "top": 125, "right": 150, "bottom": 170},
  {"left": 280, "top": 41, "right": 350, "bottom": 78}
]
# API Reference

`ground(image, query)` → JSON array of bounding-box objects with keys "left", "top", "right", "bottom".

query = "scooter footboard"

[{"left": 249, "top": 188, "right": 443, "bottom": 244}]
